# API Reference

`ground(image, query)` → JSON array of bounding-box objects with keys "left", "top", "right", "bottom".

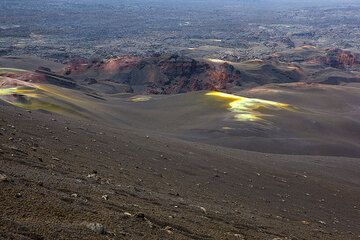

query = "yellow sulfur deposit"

[
  {"left": 206, "top": 91, "right": 292, "bottom": 122},
  {"left": 0, "top": 76, "right": 90, "bottom": 118}
]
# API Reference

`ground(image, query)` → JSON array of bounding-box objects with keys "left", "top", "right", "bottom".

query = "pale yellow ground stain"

[
  {"left": 206, "top": 91, "right": 293, "bottom": 122},
  {"left": 130, "top": 96, "right": 152, "bottom": 102},
  {"left": 0, "top": 68, "right": 155, "bottom": 118},
  {"left": 0, "top": 68, "right": 29, "bottom": 74},
  {"left": 0, "top": 68, "right": 92, "bottom": 118}
]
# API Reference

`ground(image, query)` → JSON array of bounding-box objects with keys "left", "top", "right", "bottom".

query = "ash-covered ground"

[{"left": 1, "top": 1, "right": 360, "bottom": 239}]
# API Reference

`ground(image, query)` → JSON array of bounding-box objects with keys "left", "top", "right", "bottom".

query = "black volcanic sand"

[
  {"left": 1, "top": 57, "right": 360, "bottom": 239},
  {"left": 1, "top": 102, "right": 360, "bottom": 239},
  {"left": 3, "top": 82, "right": 360, "bottom": 158},
  {"left": 183, "top": 83, "right": 360, "bottom": 157},
  {"left": 66, "top": 83, "right": 360, "bottom": 158}
]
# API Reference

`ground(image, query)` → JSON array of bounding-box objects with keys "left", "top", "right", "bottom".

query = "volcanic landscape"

[{"left": 1, "top": 0, "right": 360, "bottom": 239}]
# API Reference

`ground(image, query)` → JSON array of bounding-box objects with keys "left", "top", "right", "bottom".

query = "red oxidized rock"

[{"left": 324, "top": 49, "right": 358, "bottom": 69}]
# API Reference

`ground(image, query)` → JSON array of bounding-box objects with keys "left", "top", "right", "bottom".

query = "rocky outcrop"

[
  {"left": 58, "top": 54, "right": 309, "bottom": 94},
  {"left": 329, "top": 49, "right": 358, "bottom": 68},
  {"left": 126, "top": 54, "right": 242, "bottom": 94},
  {"left": 55, "top": 51, "right": 360, "bottom": 95},
  {"left": 61, "top": 56, "right": 141, "bottom": 77},
  {"left": 321, "top": 49, "right": 358, "bottom": 69}
]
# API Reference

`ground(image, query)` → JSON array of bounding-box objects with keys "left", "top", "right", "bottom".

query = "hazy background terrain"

[{"left": 1, "top": 0, "right": 360, "bottom": 60}]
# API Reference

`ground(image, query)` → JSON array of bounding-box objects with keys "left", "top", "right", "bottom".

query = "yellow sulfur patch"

[
  {"left": 0, "top": 77, "right": 91, "bottom": 118},
  {"left": 206, "top": 91, "right": 292, "bottom": 122},
  {"left": 130, "top": 96, "right": 152, "bottom": 102},
  {"left": 0, "top": 68, "right": 29, "bottom": 74},
  {"left": 206, "top": 58, "right": 227, "bottom": 64}
]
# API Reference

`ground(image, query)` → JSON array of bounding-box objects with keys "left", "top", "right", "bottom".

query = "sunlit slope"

[
  {"left": 0, "top": 68, "right": 103, "bottom": 119},
  {"left": 0, "top": 84, "right": 90, "bottom": 119},
  {"left": 0, "top": 68, "right": 295, "bottom": 128}
]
